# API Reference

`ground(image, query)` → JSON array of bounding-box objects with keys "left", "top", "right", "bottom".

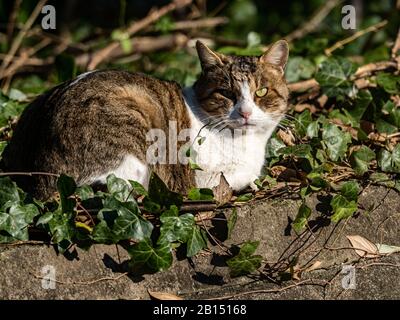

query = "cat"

[{"left": 1, "top": 40, "right": 289, "bottom": 200}]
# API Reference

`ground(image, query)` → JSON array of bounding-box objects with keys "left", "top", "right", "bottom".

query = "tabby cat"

[{"left": 1, "top": 40, "right": 289, "bottom": 200}]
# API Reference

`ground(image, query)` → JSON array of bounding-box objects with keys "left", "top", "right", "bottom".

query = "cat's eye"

[
  {"left": 215, "top": 89, "right": 235, "bottom": 100},
  {"left": 255, "top": 87, "right": 268, "bottom": 97}
]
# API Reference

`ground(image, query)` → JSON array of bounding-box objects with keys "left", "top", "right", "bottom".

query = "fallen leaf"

[
  {"left": 269, "top": 165, "right": 287, "bottom": 178},
  {"left": 194, "top": 211, "right": 215, "bottom": 222},
  {"left": 376, "top": 243, "right": 400, "bottom": 255},
  {"left": 212, "top": 173, "right": 233, "bottom": 206},
  {"left": 346, "top": 235, "right": 380, "bottom": 258},
  {"left": 148, "top": 290, "right": 183, "bottom": 300},
  {"left": 303, "top": 261, "right": 323, "bottom": 273},
  {"left": 277, "top": 129, "right": 295, "bottom": 146}
]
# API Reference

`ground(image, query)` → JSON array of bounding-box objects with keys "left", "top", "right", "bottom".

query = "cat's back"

[{"left": 1, "top": 70, "right": 191, "bottom": 198}]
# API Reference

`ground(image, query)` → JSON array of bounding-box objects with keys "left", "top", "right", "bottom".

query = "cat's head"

[{"left": 193, "top": 40, "right": 289, "bottom": 133}]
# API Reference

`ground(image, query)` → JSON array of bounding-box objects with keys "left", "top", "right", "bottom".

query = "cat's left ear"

[{"left": 260, "top": 40, "right": 289, "bottom": 70}]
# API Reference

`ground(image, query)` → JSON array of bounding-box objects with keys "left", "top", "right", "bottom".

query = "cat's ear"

[
  {"left": 196, "top": 41, "right": 224, "bottom": 69},
  {"left": 260, "top": 40, "right": 289, "bottom": 69}
]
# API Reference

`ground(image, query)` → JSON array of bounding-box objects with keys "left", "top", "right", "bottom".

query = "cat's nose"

[{"left": 239, "top": 110, "right": 252, "bottom": 120}]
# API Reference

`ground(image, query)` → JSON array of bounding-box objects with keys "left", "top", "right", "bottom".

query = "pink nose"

[{"left": 239, "top": 111, "right": 252, "bottom": 120}]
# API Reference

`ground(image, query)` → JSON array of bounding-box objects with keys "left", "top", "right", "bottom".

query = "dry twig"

[
  {"left": 284, "top": 0, "right": 342, "bottom": 42},
  {"left": 87, "top": 0, "right": 193, "bottom": 70},
  {"left": 325, "top": 20, "right": 388, "bottom": 56}
]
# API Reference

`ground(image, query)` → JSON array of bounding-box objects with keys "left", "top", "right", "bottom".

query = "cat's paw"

[{"left": 249, "top": 180, "right": 259, "bottom": 192}]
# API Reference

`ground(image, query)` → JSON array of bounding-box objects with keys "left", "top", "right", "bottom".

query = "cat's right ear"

[{"left": 196, "top": 41, "right": 224, "bottom": 70}]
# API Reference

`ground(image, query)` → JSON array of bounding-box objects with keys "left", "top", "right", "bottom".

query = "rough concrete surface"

[{"left": 0, "top": 185, "right": 399, "bottom": 300}]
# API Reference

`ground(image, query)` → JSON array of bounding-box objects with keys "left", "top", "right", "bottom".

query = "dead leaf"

[
  {"left": 303, "top": 261, "right": 323, "bottom": 273},
  {"left": 269, "top": 165, "right": 287, "bottom": 178},
  {"left": 148, "top": 290, "right": 183, "bottom": 300},
  {"left": 376, "top": 243, "right": 400, "bottom": 255},
  {"left": 194, "top": 211, "right": 216, "bottom": 222},
  {"left": 277, "top": 129, "right": 295, "bottom": 146},
  {"left": 293, "top": 103, "right": 318, "bottom": 113},
  {"left": 212, "top": 173, "right": 233, "bottom": 206},
  {"left": 346, "top": 235, "right": 380, "bottom": 258}
]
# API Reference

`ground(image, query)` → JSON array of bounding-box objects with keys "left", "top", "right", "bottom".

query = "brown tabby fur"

[{"left": 2, "top": 71, "right": 195, "bottom": 199}]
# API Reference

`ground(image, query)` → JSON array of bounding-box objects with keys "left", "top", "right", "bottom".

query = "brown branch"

[
  {"left": 0, "top": 240, "right": 49, "bottom": 246},
  {"left": 155, "top": 17, "right": 229, "bottom": 31},
  {"left": 0, "top": 38, "right": 52, "bottom": 83},
  {"left": 6, "top": 0, "right": 22, "bottom": 46},
  {"left": 354, "top": 61, "right": 397, "bottom": 78},
  {"left": 180, "top": 202, "right": 217, "bottom": 212},
  {"left": 0, "top": 171, "right": 59, "bottom": 177},
  {"left": 0, "top": 0, "right": 48, "bottom": 76},
  {"left": 288, "top": 79, "right": 319, "bottom": 93},
  {"left": 206, "top": 279, "right": 313, "bottom": 300},
  {"left": 87, "top": 0, "right": 193, "bottom": 70},
  {"left": 0, "top": 34, "right": 190, "bottom": 76},
  {"left": 77, "top": 33, "right": 189, "bottom": 68},
  {"left": 392, "top": 27, "right": 400, "bottom": 58},
  {"left": 357, "top": 262, "right": 400, "bottom": 270},
  {"left": 30, "top": 271, "right": 128, "bottom": 286},
  {"left": 325, "top": 20, "right": 388, "bottom": 56},
  {"left": 284, "top": 0, "right": 342, "bottom": 42}
]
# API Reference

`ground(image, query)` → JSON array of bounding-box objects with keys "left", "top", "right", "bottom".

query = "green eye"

[{"left": 255, "top": 87, "right": 268, "bottom": 97}]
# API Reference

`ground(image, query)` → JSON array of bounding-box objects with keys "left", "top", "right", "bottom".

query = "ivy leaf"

[
  {"left": 75, "top": 185, "right": 94, "bottom": 200},
  {"left": 96, "top": 195, "right": 152, "bottom": 242},
  {"left": 186, "top": 225, "right": 208, "bottom": 257},
  {"left": 227, "top": 208, "right": 237, "bottom": 240},
  {"left": 57, "top": 174, "right": 76, "bottom": 213},
  {"left": 330, "top": 195, "right": 358, "bottom": 223},
  {"left": 36, "top": 211, "right": 54, "bottom": 226},
  {"left": 369, "top": 172, "right": 396, "bottom": 188},
  {"left": 345, "top": 90, "right": 373, "bottom": 126},
  {"left": 142, "top": 197, "right": 161, "bottom": 214},
  {"left": 292, "top": 202, "right": 312, "bottom": 233},
  {"left": 322, "top": 124, "right": 352, "bottom": 161},
  {"left": 350, "top": 146, "right": 376, "bottom": 175},
  {"left": 376, "top": 73, "right": 400, "bottom": 94},
  {"left": 227, "top": 241, "right": 262, "bottom": 277},
  {"left": 92, "top": 220, "right": 120, "bottom": 244},
  {"left": 0, "top": 177, "right": 20, "bottom": 209},
  {"left": 307, "top": 172, "right": 329, "bottom": 190},
  {"left": 286, "top": 57, "right": 315, "bottom": 83},
  {"left": 148, "top": 172, "right": 183, "bottom": 209},
  {"left": 188, "top": 159, "right": 203, "bottom": 171},
  {"left": 0, "top": 203, "right": 40, "bottom": 240},
  {"left": 315, "top": 57, "right": 357, "bottom": 98},
  {"left": 235, "top": 193, "right": 253, "bottom": 202},
  {"left": 376, "top": 119, "right": 398, "bottom": 134},
  {"left": 127, "top": 238, "right": 173, "bottom": 272},
  {"left": 158, "top": 205, "right": 195, "bottom": 244},
  {"left": 107, "top": 174, "right": 133, "bottom": 202},
  {"left": 187, "top": 188, "right": 214, "bottom": 201},
  {"left": 113, "top": 205, "right": 153, "bottom": 242},
  {"left": 306, "top": 121, "right": 319, "bottom": 139},
  {"left": 266, "top": 136, "right": 286, "bottom": 158},
  {"left": 378, "top": 145, "right": 400, "bottom": 173},
  {"left": 340, "top": 181, "right": 360, "bottom": 201},
  {"left": 47, "top": 209, "right": 76, "bottom": 251},
  {"left": 128, "top": 180, "right": 148, "bottom": 197},
  {"left": 295, "top": 110, "right": 312, "bottom": 137},
  {"left": 382, "top": 101, "right": 400, "bottom": 128},
  {"left": 278, "top": 144, "right": 312, "bottom": 158}
]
